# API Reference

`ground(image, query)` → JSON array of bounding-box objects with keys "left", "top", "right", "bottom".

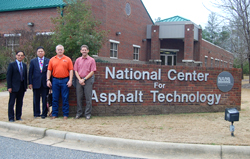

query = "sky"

[{"left": 141, "top": 0, "right": 219, "bottom": 28}]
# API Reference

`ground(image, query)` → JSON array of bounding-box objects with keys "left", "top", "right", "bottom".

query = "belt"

[{"left": 54, "top": 77, "right": 69, "bottom": 80}]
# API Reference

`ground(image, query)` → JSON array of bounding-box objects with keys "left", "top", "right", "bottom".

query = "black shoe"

[
  {"left": 16, "top": 119, "right": 22, "bottom": 121},
  {"left": 9, "top": 119, "right": 14, "bottom": 122},
  {"left": 41, "top": 116, "right": 46, "bottom": 119}
]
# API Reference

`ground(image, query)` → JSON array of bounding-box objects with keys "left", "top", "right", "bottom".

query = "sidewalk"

[{"left": 0, "top": 121, "right": 250, "bottom": 159}]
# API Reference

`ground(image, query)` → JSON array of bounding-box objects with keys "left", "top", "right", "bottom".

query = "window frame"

[
  {"left": 109, "top": 40, "right": 120, "bottom": 59},
  {"left": 133, "top": 44, "right": 140, "bottom": 61}
]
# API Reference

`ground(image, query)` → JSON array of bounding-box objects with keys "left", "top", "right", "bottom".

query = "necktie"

[
  {"left": 40, "top": 58, "right": 43, "bottom": 73},
  {"left": 19, "top": 63, "right": 23, "bottom": 81}
]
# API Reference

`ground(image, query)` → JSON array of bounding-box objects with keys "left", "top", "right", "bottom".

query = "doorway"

[{"left": 160, "top": 50, "right": 177, "bottom": 66}]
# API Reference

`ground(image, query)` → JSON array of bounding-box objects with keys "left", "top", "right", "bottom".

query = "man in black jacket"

[
  {"left": 7, "top": 51, "right": 27, "bottom": 122},
  {"left": 29, "top": 46, "right": 50, "bottom": 119}
]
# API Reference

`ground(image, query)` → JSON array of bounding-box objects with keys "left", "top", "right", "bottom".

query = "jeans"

[{"left": 52, "top": 77, "right": 69, "bottom": 117}]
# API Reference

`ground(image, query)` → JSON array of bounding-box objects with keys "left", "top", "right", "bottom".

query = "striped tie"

[{"left": 40, "top": 58, "right": 43, "bottom": 73}]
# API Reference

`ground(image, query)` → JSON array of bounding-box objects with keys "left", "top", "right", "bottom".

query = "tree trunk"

[{"left": 248, "top": 57, "right": 250, "bottom": 83}]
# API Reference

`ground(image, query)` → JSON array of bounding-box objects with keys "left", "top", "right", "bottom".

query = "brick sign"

[{"left": 68, "top": 63, "right": 241, "bottom": 116}]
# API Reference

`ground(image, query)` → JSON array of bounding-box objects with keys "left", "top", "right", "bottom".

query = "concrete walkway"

[{"left": 0, "top": 121, "right": 250, "bottom": 159}]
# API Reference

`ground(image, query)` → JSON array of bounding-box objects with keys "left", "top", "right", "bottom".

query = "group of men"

[{"left": 7, "top": 44, "right": 96, "bottom": 122}]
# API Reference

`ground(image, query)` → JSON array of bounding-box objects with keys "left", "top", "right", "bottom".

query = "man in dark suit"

[
  {"left": 7, "top": 51, "right": 27, "bottom": 122},
  {"left": 29, "top": 46, "right": 50, "bottom": 119}
]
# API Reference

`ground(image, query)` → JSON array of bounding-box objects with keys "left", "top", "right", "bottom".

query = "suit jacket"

[
  {"left": 7, "top": 61, "right": 27, "bottom": 92},
  {"left": 29, "top": 57, "right": 50, "bottom": 89}
]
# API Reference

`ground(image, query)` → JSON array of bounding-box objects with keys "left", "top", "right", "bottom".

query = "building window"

[
  {"left": 133, "top": 45, "right": 140, "bottom": 61},
  {"left": 125, "top": 3, "right": 131, "bottom": 16},
  {"left": 205, "top": 56, "right": 208, "bottom": 67},
  {"left": 4, "top": 33, "right": 21, "bottom": 52},
  {"left": 211, "top": 57, "right": 213, "bottom": 67},
  {"left": 109, "top": 40, "right": 120, "bottom": 58}
]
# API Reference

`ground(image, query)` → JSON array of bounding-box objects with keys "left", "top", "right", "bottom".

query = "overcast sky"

[{"left": 141, "top": 0, "right": 219, "bottom": 28}]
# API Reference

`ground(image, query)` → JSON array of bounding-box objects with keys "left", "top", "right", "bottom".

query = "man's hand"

[
  {"left": 67, "top": 80, "right": 72, "bottom": 87},
  {"left": 8, "top": 88, "right": 12, "bottom": 93},
  {"left": 47, "top": 80, "right": 52, "bottom": 88},
  {"left": 28, "top": 84, "right": 32, "bottom": 89},
  {"left": 78, "top": 79, "right": 85, "bottom": 85}
]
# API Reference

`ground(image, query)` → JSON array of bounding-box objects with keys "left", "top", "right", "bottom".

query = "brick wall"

[
  {"left": 65, "top": 63, "right": 241, "bottom": 116},
  {"left": 0, "top": 8, "right": 58, "bottom": 33},
  {"left": 200, "top": 40, "right": 234, "bottom": 67},
  {"left": 89, "top": 0, "right": 153, "bottom": 61}
]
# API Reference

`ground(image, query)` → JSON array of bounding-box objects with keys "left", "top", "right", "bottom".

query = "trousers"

[{"left": 76, "top": 75, "right": 94, "bottom": 117}]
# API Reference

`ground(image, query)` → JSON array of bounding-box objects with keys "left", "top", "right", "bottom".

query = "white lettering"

[
  {"left": 215, "top": 94, "right": 221, "bottom": 104},
  {"left": 154, "top": 82, "right": 165, "bottom": 88},
  {"left": 94, "top": 90, "right": 143, "bottom": 105},
  {"left": 150, "top": 90, "right": 221, "bottom": 106},
  {"left": 92, "top": 90, "right": 98, "bottom": 102},
  {"left": 100, "top": 93, "right": 107, "bottom": 102},
  {"left": 105, "top": 67, "right": 161, "bottom": 80},
  {"left": 168, "top": 69, "right": 209, "bottom": 81}
]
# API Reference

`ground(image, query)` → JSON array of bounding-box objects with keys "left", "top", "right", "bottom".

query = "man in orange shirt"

[{"left": 46, "top": 45, "right": 73, "bottom": 119}]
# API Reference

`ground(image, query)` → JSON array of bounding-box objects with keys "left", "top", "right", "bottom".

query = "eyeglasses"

[{"left": 17, "top": 55, "right": 25, "bottom": 57}]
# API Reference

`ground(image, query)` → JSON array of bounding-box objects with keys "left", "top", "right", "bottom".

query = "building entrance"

[{"left": 160, "top": 50, "right": 177, "bottom": 66}]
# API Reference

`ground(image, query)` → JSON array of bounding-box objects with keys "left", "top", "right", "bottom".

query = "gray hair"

[
  {"left": 56, "top": 44, "right": 64, "bottom": 50},
  {"left": 80, "top": 45, "right": 89, "bottom": 50}
]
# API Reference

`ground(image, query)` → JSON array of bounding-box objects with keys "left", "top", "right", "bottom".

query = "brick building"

[
  {"left": 0, "top": 0, "right": 234, "bottom": 67},
  {"left": 0, "top": 0, "right": 240, "bottom": 116}
]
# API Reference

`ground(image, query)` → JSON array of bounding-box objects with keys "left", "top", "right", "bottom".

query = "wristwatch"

[
  {"left": 84, "top": 77, "right": 86, "bottom": 80},
  {"left": 47, "top": 79, "right": 50, "bottom": 81}
]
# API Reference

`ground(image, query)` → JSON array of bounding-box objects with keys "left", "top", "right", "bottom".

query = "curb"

[{"left": 0, "top": 121, "right": 250, "bottom": 159}]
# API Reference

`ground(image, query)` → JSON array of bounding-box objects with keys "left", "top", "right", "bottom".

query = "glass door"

[
  {"left": 160, "top": 50, "right": 177, "bottom": 66},
  {"left": 160, "top": 54, "right": 176, "bottom": 66}
]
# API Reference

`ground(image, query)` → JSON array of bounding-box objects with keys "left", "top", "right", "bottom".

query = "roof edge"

[{"left": 140, "top": 0, "right": 154, "bottom": 24}]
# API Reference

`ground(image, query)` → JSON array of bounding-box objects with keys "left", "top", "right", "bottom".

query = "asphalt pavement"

[
  {"left": 0, "top": 135, "right": 137, "bottom": 159},
  {"left": 0, "top": 121, "right": 250, "bottom": 159}
]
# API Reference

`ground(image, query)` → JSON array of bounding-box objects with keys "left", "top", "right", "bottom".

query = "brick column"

[
  {"left": 150, "top": 25, "right": 160, "bottom": 61},
  {"left": 183, "top": 24, "right": 194, "bottom": 66}
]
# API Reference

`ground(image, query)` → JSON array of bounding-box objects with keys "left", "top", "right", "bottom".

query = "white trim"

[
  {"left": 211, "top": 57, "right": 214, "bottom": 59},
  {"left": 36, "top": 32, "right": 54, "bottom": 36},
  {"left": 161, "top": 49, "right": 179, "bottom": 52},
  {"left": 4, "top": 33, "right": 21, "bottom": 37},
  {"left": 182, "top": 60, "right": 194, "bottom": 62},
  {"left": 194, "top": 61, "right": 202, "bottom": 64},
  {"left": 133, "top": 44, "right": 141, "bottom": 48},
  {"left": 109, "top": 39, "right": 120, "bottom": 44},
  {"left": 205, "top": 56, "right": 208, "bottom": 58}
]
